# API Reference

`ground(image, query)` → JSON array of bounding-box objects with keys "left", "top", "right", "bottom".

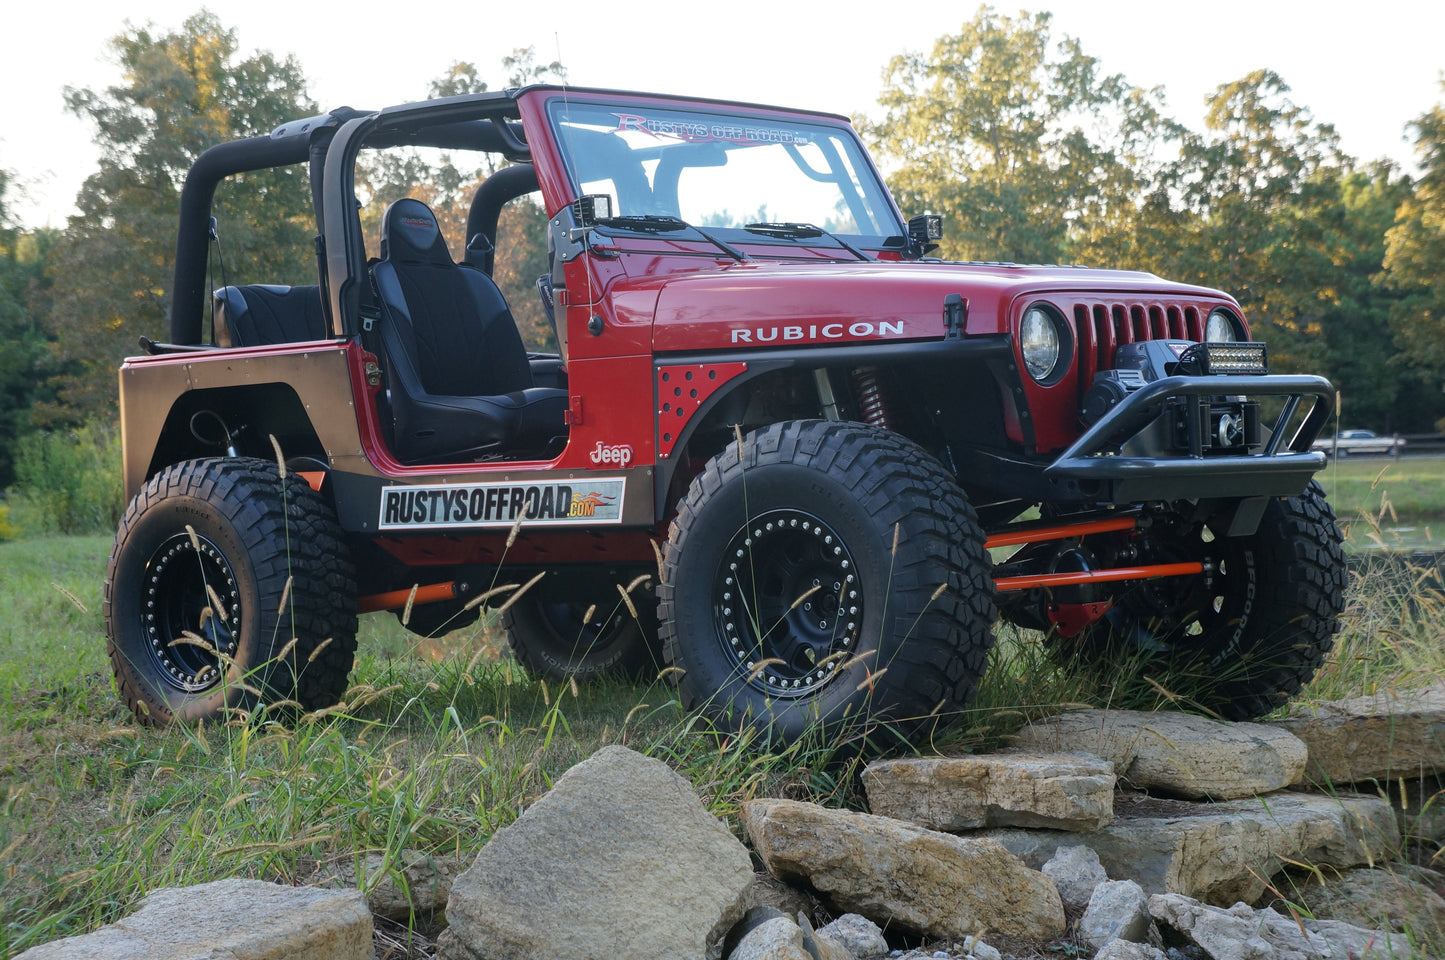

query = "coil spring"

[{"left": 852, "top": 366, "right": 893, "bottom": 431}]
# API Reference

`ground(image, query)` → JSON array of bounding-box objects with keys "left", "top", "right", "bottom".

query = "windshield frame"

[{"left": 540, "top": 93, "right": 905, "bottom": 252}]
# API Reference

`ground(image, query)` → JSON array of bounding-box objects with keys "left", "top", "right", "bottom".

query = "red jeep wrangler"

[{"left": 106, "top": 86, "right": 1346, "bottom": 743}]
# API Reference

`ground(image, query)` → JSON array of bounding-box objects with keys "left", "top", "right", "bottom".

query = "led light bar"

[{"left": 1181, "top": 341, "right": 1269, "bottom": 376}]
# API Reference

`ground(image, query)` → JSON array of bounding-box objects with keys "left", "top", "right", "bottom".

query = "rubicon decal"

[
  {"left": 378, "top": 479, "right": 626, "bottom": 530},
  {"left": 730, "top": 320, "right": 905, "bottom": 344}
]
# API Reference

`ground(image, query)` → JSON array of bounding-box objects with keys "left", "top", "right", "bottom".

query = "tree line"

[
  {"left": 862, "top": 8, "right": 1445, "bottom": 438},
  {"left": 1, "top": 7, "right": 1443, "bottom": 489}
]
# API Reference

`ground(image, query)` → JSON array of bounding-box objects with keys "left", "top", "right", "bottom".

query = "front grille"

[{"left": 1071, "top": 301, "right": 1208, "bottom": 390}]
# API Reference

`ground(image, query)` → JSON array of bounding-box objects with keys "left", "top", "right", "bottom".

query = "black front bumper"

[{"left": 1040, "top": 373, "right": 1334, "bottom": 502}]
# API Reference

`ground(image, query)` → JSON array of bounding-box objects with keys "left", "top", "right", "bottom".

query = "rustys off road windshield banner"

[{"left": 378, "top": 479, "right": 625, "bottom": 530}]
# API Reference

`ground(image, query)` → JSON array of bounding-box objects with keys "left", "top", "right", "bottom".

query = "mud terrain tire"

[
  {"left": 104, "top": 458, "right": 358, "bottom": 725},
  {"left": 1060, "top": 481, "right": 1346, "bottom": 720},
  {"left": 658, "top": 420, "right": 996, "bottom": 749},
  {"left": 504, "top": 569, "right": 662, "bottom": 682}
]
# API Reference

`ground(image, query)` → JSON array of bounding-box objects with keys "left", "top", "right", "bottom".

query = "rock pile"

[
  {"left": 17, "top": 686, "right": 1445, "bottom": 960},
  {"left": 742, "top": 797, "right": 1065, "bottom": 940}
]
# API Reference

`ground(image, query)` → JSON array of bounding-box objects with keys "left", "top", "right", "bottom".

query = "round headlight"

[
  {"left": 1021, "top": 306, "right": 1062, "bottom": 381},
  {"left": 1206, "top": 310, "right": 1238, "bottom": 342}
]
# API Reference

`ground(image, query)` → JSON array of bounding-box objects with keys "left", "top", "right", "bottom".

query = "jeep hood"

[{"left": 647, "top": 260, "right": 1236, "bottom": 353}]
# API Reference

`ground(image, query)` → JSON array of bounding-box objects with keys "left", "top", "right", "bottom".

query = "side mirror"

[{"left": 906, "top": 214, "right": 942, "bottom": 258}]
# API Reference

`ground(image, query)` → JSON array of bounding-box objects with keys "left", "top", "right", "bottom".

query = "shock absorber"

[{"left": 852, "top": 366, "right": 894, "bottom": 431}]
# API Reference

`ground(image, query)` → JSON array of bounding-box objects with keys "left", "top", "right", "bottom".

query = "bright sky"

[{"left": 3, "top": 0, "right": 1442, "bottom": 229}]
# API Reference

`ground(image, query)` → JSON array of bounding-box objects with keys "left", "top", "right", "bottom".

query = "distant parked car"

[{"left": 1311, "top": 429, "right": 1406, "bottom": 457}]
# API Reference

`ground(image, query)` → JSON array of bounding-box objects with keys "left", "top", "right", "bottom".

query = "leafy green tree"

[
  {"left": 1157, "top": 72, "right": 1352, "bottom": 372},
  {"left": 0, "top": 170, "right": 64, "bottom": 486},
  {"left": 1382, "top": 89, "right": 1445, "bottom": 414},
  {"left": 429, "top": 61, "right": 488, "bottom": 99},
  {"left": 43, "top": 12, "right": 316, "bottom": 421},
  {"left": 1314, "top": 165, "right": 1425, "bottom": 430},
  {"left": 863, "top": 15, "right": 1431, "bottom": 430},
  {"left": 1138, "top": 74, "right": 1440, "bottom": 428},
  {"left": 501, "top": 47, "right": 567, "bottom": 88},
  {"left": 861, "top": 6, "right": 1181, "bottom": 264}
]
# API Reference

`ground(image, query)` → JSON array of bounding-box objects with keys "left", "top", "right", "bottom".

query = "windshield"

[{"left": 546, "top": 100, "right": 900, "bottom": 243}]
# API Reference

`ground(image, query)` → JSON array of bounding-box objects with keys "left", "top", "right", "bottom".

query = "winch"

[{"left": 1081, "top": 340, "right": 1268, "bottom": 454}]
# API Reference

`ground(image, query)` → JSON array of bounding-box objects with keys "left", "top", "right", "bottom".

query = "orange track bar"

[
  {"left": 357, "top": 581, "right": 459, "bottom": 614},
  {"left": 985, "top": 515, "right": 1137, "bottom": 550},
  {"left": 993, "top": 562, "right": 1204, "bottom": 593}
]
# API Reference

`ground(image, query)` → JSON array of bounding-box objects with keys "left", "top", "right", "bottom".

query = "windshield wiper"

[
  {"left": 601, "top": 215, "right": 749, "bottom": 262},
  {"left": 743, "top": 222, "right": 872, "bottom": 261},
  {"left": 602, "top": 215, "right": 688, "bottom": 233}
]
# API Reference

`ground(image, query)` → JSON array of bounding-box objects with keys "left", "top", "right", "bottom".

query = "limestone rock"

[
  {"left": 15, "top": 879, "right": 370, "bottom": 960},
  {"left": 960, "top": 935, "right": 1001, "bottom": 960},
  {"left": 742, "top": 798, "right": 1064, "bottom": 940},
  {"left": 861, "top": 752, "right": 1113, "bottom": 831},
  {"left": 984, "top": 792, "right": 1397, "bottom": 905},
  {"left": 1273, "top": 684, "right": 1445, "bottom": 784},
  {"left": 796, "top": 913, "right": 852, "bottom": 960},
  {"left": 1150, "top": 892, "right": 1410, "bottom": 959},
  {"left": 1009, "top": 709, "right": 1307, "bottom": 799},
  {"left": 723, "top": 907, "right": 791, "bottom": 960},
  {"left": 329, "top": 849, "right": 466, "bottom": 921},
  {"left": 1079, "top": 880, "right": 1152, "bottom": 949},
  {"left": 1041, "top": 844, "right": 1109, "bottom": 911},
  {"left": 1280, "top": 866, "right": 1445, "bottom": 950},
  {"left": 726, "top": 916, "right": 812, "bottom": 960},
  {"left": 438, "top": 745, "right": 753, "bottom": 960},
  {"left": 888, "top": 942, "right": 997, "bottom": 960},
  {"left": 816, "top": 914, "right": 887, "bottom": 958},
  {"left": 1093, "top": 941, "right": 1169, "bottom": 960}
]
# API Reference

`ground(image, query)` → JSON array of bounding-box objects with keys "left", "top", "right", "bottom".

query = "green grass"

[
  {"left": 0, "top": 536, "right": 865, "bottom": 957},
  {"left": 1, "top": 533, "right": 1441, "bottom": 958},
  {"left": 0, "top": 535, "right": 112, "bottom": 693},
  {"left": 1316, "top": 455, "right": 1445, "bottom": 526}
]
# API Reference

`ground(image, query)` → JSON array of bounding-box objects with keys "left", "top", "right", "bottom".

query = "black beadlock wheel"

[
  {"left": 103, "top": 458, "right": 358, "bottom": 725},
  {"left": 657, "top": 420, "right": 996, "bottom": 749},
  {"left": 1053, "top": 481, "right": 1347, "bottom": 720},
  {"left": 713, "top": 508, "right": 863, "bottom": 699},
  {"left": 503, "top": 569, "right": 662, "bottom": 682}
]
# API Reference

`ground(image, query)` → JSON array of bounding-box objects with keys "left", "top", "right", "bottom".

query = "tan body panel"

[
  {"left": 119, "top": 343, "right": 363, "bottom": 501},
  {"left": 118, "top": 342, "right": 658, "bottom": 532}
]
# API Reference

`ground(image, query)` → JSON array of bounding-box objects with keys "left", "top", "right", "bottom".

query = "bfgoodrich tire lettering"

[
  {"left": 103, "top": 457, "right": 357, "bottom": 725},
  {"left": 658, "top": 420, "right": 996, "bottom": 748}
]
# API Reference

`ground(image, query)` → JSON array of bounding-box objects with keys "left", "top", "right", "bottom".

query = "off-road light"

[
  {"left": 1179, "top": 341, "right": 1269, "bottom": 376},
  {"left": 907, "top": 213, "right": 943, "bottom": 244},
  {"left": 1021, "top": 305, "right": 1064, "bottom": 382},
  {"left": 1206, "top": 309, "right": 1240, "bottom": 342},
  {"left": 571, "top": 193, "right": 613, "bottom": 227}
]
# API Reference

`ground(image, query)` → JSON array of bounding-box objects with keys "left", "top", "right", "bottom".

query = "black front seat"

[{"left": 372, "top": 198, "right": 568, "bottom": 464}]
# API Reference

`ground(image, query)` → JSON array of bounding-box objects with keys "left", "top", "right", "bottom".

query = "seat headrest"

[{"left": 380, "top": 198, "right": 451, "bottom": 263}]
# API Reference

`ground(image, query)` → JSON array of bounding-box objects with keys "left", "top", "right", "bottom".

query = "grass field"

[
  {"left": 1316, "top": 455, "right": 1445, "bottom": 524},
  {"left": 1, "top": 527, "right": 1442, "bottom": 958}
]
